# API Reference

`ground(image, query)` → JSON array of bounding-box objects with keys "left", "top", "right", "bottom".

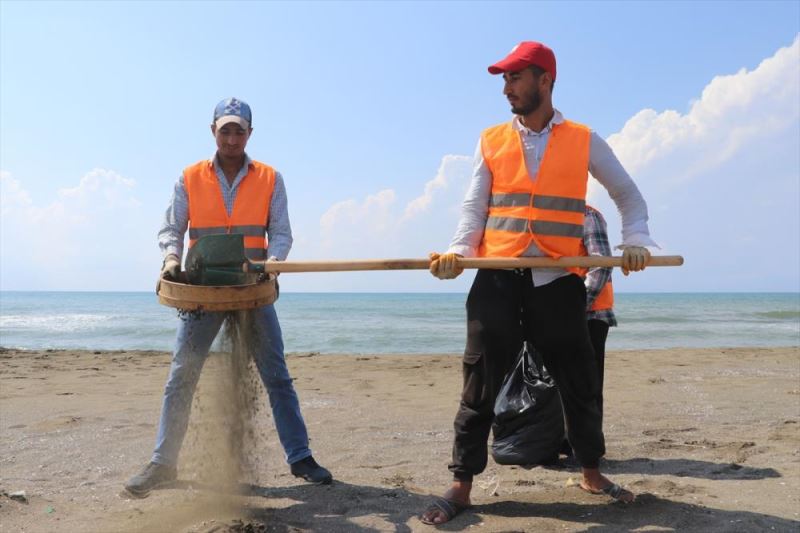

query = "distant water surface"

[{"left": 0, "top": 292, "right": 797, "bottom": 353}]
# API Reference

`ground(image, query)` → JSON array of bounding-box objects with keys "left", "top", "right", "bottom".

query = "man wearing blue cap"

[{"left": 125, "top": 97, "right": 332, "bottom": 496}]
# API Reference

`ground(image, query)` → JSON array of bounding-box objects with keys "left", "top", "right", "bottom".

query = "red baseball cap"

[{"left": 488, "top": 41, "right": 557, "bottom": 80}]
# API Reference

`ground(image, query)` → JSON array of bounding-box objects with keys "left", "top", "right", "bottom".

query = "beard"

[{"left": 510, "top": 88, "right": 542, "bottom": 115}]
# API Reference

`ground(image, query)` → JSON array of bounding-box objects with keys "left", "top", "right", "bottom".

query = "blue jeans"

[{"left": 151, "top": 305, "right": 311, "bottom": 467}]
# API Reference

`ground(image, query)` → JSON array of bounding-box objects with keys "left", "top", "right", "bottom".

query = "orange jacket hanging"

[
  {"left": 590, "top": 280, "right": 614, "bottom": 312},
  {"left": 183, "top": 159, "right": 276, "bottom": 260},
  {"left": 578, "top": 235, "right": 615, "bottom": 312},
  {"left": 580, "top": 205, "right": 614, "bottom": 312},
  {"left": 478, "top": 120, "right": 591, "bottom": 261}
]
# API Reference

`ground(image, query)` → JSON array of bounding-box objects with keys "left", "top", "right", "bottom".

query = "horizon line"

[{"left": 1, "top": 289, "right": 798, "bottom": 295}]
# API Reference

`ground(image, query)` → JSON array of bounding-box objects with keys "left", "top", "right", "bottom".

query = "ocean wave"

[
  {"left": 2, "top": 292, "right": 799, "bottom": 352},
  {"left": 0, "top": 314, "right": 115, "bottom": 332},
  {"left": 622, "top": 316, "right": 694, "bottom": 324},
  {"left": 754, "top": 310, "right": 800, "bottom": 320}
]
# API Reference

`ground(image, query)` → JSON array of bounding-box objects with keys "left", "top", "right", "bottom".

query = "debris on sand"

[{"left": 8, "top": 490, "right": 28, "bottom": 503}]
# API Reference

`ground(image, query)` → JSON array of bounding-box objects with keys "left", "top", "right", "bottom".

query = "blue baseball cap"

[{"left": 213, "top": 97, "right": 252, "bottom": 129}]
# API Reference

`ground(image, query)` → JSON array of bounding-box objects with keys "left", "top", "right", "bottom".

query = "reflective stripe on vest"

[
  {"left": 485, "top": 217, "right": 584, "bottom": 238},
  {"left": 183, "top": 159, "right": 276, "bottom": 261},
  {"left": 490, "top": 193, "right": 586, "bottom": 212},
  {"left": 478, "top": 120, "right": 591, "bottom": 260}
]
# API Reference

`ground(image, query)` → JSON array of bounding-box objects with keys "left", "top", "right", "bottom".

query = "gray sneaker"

[{"left": 124, "top": 462, "right": 177, "bottom": 496}]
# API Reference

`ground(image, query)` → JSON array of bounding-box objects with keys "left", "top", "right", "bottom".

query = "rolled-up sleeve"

[
  {"left": 589, "top": 132, "right": 659, "bottom": 249},
  {"left": 447, "top": 140, "right": 491, "bottom": 257},
  {"left": 266, "top": 172, "right": 293, "bottom": 261},
  {"left": 158, "top": 175, "right": 189, "bottom": 261}
]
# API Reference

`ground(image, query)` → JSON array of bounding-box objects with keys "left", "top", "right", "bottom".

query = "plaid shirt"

[{"left": 584, "top": 206, "right": 617, "bottom": 327}]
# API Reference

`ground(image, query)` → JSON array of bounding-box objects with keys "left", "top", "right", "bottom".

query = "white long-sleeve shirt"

[{"left": 447, "top": 110, "right": 658, "bottom": 287}]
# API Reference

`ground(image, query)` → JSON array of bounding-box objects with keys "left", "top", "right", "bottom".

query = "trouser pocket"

[{"left": 461, "top": 349, "right": 483, "bottom": 406}]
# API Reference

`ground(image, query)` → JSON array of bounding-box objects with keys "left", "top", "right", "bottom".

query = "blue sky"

[{"left": 1, "top": 1, "right": 798, "bottom": 292}]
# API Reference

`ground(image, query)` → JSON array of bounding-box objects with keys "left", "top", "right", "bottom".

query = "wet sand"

[{"left": 1, "top": 346, "right": 798, "bottom": 532}]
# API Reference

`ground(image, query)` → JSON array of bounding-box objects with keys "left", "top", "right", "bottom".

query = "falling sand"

[{"left": 137, "top": 310, "right": 271, "bottom": 532}]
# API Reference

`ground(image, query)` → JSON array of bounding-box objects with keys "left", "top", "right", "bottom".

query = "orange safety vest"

[
  {"left": 478, "top": 119, "right": 591, "bottom": 264},
  {"left": 184, "top": 159, "right": 276, "bottom": 261}
]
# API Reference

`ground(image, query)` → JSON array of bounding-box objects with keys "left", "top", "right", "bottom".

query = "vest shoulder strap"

[
  {"left": 559, "top": 118, "right": 590, "bottom": 132},
  {"left": 480, "top": 121, "right": 515, "bottom": 160},
  {"left": 249, "top": 160, "right": 276, "bottom": 176},
  {"left": 182, "top": 159, "right": 214, "bottom": 184}
]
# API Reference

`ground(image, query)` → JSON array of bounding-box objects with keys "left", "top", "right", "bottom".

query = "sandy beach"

[{"left": 1, "top": 345, "right": 798, "bottom": 532}]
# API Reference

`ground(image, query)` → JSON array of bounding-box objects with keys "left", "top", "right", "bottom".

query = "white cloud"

[
  {"left": 403, "top": 155, "right": 472, "bottom": 220},
  {"left": 587, "top": 35, "right": 799, "bottom": 291},
  {"left": 319, "top": 189, "right": 397, "bottom": 246},
  {"left": 0, "top": 169, "right": 153, "bottom": 290},
  {"left": 284, "top": 156, "right": 474, "bottom": 291},
  {"left": 316, "top": 156, "right": 473, "bottom": 259},
  {"left": 589, "top": 33, "right": 800, "bottom": 202},
  {"left": 0, "top": 171, "right": 32, "bottom": 210},
  {"left": 60, "top": 168, "right": 140, "bottom": 209}
]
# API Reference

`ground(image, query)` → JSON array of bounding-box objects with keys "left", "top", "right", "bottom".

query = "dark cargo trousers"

[
  {"left": 587, "top": 319, "right": 610, "bottom": 418},
  {"left": 448, "top": 269, "right": 606, "bottom": 481}
]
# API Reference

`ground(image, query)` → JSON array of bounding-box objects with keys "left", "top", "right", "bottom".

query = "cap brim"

[
  {"left": 488, "top": 58, "right": 528, "bottom": 75},
  {"left": 215, "top": 116, "right": 250, "bottom": 129}
]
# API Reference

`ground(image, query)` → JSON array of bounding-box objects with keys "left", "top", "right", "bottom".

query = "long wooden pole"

[{"left": 257, "top": 255, "right": 684, "bottom": 273}]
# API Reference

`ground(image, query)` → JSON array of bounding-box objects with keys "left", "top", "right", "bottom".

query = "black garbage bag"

[{"left": 491, "top": 342, "right": 565, "bottom": 466}]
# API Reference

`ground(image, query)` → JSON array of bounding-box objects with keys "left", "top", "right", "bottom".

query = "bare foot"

[
  {"left": 420, "top": 481, "right": 472, "bottom": 525},
  {"left": 580, "top": 468, "right": 635, "bottom": 503}
]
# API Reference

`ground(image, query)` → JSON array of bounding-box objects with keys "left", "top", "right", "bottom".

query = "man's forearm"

[
  {"left": 158, "top": 176, "right": 189, "bottom": 261},
  {"left": 447, "top": 142, "right": 491, "bottom": 256}
]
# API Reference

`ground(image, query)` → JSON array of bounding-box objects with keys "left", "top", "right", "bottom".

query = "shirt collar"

[
  {"left": 512, "top": 108, "right": 564, "bottom": 136},
  {"left": 208, "top": 152, "right": 253, "bottom": 170}
]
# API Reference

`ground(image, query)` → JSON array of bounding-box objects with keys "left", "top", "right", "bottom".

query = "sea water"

[{"left": 0, "top": 291, "right": 797, "bottom": 353}]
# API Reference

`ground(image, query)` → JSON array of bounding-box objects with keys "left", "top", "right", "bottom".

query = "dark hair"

[{"left": 529, "top": 65, "right": 555, "bottom": 92}]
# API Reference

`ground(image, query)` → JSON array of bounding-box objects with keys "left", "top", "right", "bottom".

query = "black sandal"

[
  {"left": 420, "top": 497, "right": 472, "bottom": 525},
  {"left": 579, "top": 482, "right": 635, "bottom": 503}
]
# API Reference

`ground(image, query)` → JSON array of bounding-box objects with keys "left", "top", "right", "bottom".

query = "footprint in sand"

[
  {"left": 31, "top": 415, "right": 82, "bottom": 432},
  {"left": 632, "top": 478, "right": 705, "bottom": 498},
  {"left": 642, "top": 427, "right": 698, "bottom": 437},
  {"left": 767, "top": 419, "right": 799, "bottom": 442}
]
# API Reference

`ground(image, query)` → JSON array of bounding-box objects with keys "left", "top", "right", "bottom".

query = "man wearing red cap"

[{"left": 422, "top": 42, "right": 656, "bottom": 524}]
